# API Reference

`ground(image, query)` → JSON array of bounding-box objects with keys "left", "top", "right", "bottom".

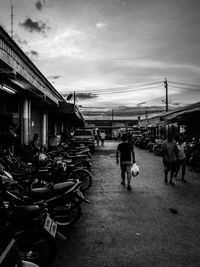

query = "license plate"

[{"left": 44, "top": 214, "right": 57, "bottom": 238}]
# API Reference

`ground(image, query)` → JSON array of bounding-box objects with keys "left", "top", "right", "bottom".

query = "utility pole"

[
  {"left": 73, "top": 91, "right": 76, "bottom": 106},
  {"left": 145, "top": 110, "right": 148, "bottom": 126},
  {"left": 11, "top": 0, "right": 14, "bottom": 38},
  {"left": 164, "top": 78, "right": 168, "bottom": 112},
  {"left": 111, "top": 109, "right": 114, "bottom": 126}
]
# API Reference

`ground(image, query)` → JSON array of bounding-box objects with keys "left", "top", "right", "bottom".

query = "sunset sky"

[{"left": 0, "top": 0, "right": 200, "bottom": 119}]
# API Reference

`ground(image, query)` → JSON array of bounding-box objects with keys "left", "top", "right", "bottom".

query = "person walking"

[
  {"left": 161, "top": 133, "right": 178, "bottom": 185},
  {"left": 94, "top": 128, "right": 100, "bottom": 146},
  {"left": 116, "top": 133, "right": 136, "bottom": 190},
  {"left": 100, "top": 131, "right": 106, "bottom": 146},
  {"left": 174, "top": 135, "right": 187, "bottom": 182}
]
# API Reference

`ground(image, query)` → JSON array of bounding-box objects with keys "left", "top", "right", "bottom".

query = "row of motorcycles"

[
  {"left": 0, "top": 142, "right": 93, "bottom": 266},
  {"left": 132, "top": 135, "right": 200, "bottom": 173}
]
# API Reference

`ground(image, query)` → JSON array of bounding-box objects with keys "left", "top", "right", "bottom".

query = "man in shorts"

[
  {"left": 116, "top": 133, "right": 136, "bottom": 190},
  {"left": 161, "top": 133, "right": 178, "bottom": 185}
]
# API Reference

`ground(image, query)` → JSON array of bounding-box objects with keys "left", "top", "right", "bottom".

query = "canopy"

[{"left": 160, "top": 102, "right": 200, "bottom": 123}]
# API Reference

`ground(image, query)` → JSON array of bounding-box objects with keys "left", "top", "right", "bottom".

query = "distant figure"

[
  {"left": 116, "top": 133, "right": 136, "bottom": 190},
  {"left": 100, "top": 131, "right": 106, "bottom": 146},
  {"left": 161, "top": 133, "right": 178, "bottom": 185},
  {"left": 94, "top": 128, "right": 100, "bottom": 146},
  {"left": 174, "top": 136, "right": 187, "bottom": 182},
  {"left": 29, "top": 133, "right": 40, "bottom": 154}
]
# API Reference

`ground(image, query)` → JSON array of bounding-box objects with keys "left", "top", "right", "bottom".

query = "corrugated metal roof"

[{"left": 160, "top": 102, "right": 200, "bottom": 122}]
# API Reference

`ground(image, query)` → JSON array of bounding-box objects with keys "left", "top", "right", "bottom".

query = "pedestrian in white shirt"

[
  {"left": 174, "top": 136, "right": 187, "bottom": 182},
  {"left": 100, "top": 131, "right": 106, "bottom": 146}
]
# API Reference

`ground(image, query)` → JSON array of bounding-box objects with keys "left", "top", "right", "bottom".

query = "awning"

[
  {"left": 160, "top": 102, "right": 200, "bottom": 123},
  {"left": 56, "top": 101, "right": 85, "bottom": 127}
]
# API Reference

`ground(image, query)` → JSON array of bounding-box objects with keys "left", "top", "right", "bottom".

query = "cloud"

[
  {"left": 25, "top": 50, "right": 39, "bottom": 57},
  {"left": 14, "top": 35, "right": 28, "bottom": 46},
  {"left": 96, "top": 22, "right": 107, "bottom": 29},
  {"left": 30, "top": 50, "right": 39, "bottom": 56},
  {"left": 32, "top": 28, "right": 92, "bottom": 59},
  {"left": 35, "top": 0, "right": 45, "bottom": 11},
  {"left": 48, "top": 75, "right": 61, "bottom": 80},
  {"left": 76, "top": 92, "right": 97, "bottom": 100},
  {"left": 19, "top": 18, "right": 50, "bottom": 33},
  {"left": 62, "top": 92, "right": 97, "bottom": 100}
]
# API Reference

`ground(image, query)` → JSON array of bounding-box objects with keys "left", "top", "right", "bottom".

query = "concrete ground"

[{"left": 51, "top": 140, "right": 200, "bottom": 267}]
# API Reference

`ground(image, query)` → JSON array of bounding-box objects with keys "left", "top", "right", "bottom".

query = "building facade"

[{"left": 0, "top": 26, "right": 84, "bottom": 154}]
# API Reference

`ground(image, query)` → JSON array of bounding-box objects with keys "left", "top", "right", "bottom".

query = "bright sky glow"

[{"left": 0, "top": 0, "right": 200, "bottom": 119}]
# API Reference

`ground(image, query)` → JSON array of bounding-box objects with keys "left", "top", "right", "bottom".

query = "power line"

[
  {"left": 169, "top": 80, "right": 200, "bottom": 88},
  {"left": 92, "top": 85, "right": 162, "bottom": 95},
  {"left": 169, "top": 85, "right": 200, "bottom": 92},
  {"left": 76, "top": 81, "right": 162, "bottom": 93}
]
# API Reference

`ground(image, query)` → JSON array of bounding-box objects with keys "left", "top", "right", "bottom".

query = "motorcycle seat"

[
  {"left": 29, "top": 185, "right": 53, "bottom": 199},
  {"left": 12, "top": 204, "right": 41, "bottom": 217},
  {"left": 63, "top": 154, "right": 88, "bottom": 159},
  {"left": 53, "top": 181, "right": 76, "bottom": 193},
  {"left": 11, "top": 170, "right": 32, "bottom": 181}
]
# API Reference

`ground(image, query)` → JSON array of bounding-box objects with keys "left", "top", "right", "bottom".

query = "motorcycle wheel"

[
  {"left": 51, "top": 200, "right": 81, "bottom": 227},
  {"left": 69, "top": 168, "right": 92, "bottom": 191},
  {"left": 15, "top": 229, "right": 56, "bottom": 267}
]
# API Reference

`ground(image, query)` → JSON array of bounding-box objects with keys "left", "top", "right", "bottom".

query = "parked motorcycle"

[
  {"left": 189, "top": 149, "right": 200, "bottom": 173},
  {"left": 0, "top": 197, "right": 39, "bottom": 267},
  {"left": 153, "top": 139, "right": 164, "bottom": 156},
  {"left": 0, "top": 163, "right": 89, "bottom": 228},
  {"left": 147, "top": 139, "right": 155, "bottom": 152}
]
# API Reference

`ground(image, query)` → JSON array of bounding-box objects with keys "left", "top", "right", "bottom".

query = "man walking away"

[
  {"left": 174, "top": 135, "right": 187, "bottom": 182},
  {"left": 100, "top": 131, "right": 106, "bottom": 146},
  {"left": 161, "top": 133, "right": 178, "bottom": 185},
  {"left": 116, "top": 133, "right": 136, "bottom": 190}
]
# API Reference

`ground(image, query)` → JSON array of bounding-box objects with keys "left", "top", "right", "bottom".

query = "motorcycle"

[
  {"left": 147, "top": 139, "right": 155, "bottom": 152},
  {"left": 189, "top": 149, "right": 200, "bottom": 173},
  {"left": 153, "top": 139, "right": 164, "bottom": 156},
  {"left": 0, "top": 197, "right": 40, "bottom": 267},
  {"left": 35, "top": 152, "right": 92, "bottom": 192},
  {"left": 0, "top": 163, "right": 89, "bottom": 228}
]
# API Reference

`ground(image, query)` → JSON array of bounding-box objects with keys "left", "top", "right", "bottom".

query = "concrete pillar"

[
  {"left": 42, "top": 111, "right": 48, "bottom": 149},
  {"left": 22, "top": 98, "right": 31, "bottom": 145},
  {"left": 61, "top": 121, "right": 64, "bottom": 132}
]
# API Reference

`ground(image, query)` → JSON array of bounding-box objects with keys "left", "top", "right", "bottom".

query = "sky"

[{"left": 0, "top": 0, "right": 200, "bottom": 119}]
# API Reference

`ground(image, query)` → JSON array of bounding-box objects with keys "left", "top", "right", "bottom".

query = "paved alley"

[{"left": 51, "top": 140, "right": 200, "bottom": 267}]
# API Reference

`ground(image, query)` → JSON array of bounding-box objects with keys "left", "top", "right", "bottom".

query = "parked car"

[{"left": 71, "top": 129, "right": 95, "bottom": 153}]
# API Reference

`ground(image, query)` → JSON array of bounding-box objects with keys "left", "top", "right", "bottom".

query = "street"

[{"left": 51, "top": 140, "right": 200, "bottom": 267}]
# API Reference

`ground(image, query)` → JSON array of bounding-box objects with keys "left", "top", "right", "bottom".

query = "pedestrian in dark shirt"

[
  {"left": 116, "top": 133, "right": 136, "bottom": 190},
  {"left": 29, "top": 133, "right": 40, "bottom": 154},
  {"left": 161, "top": 133, "right": 178, "bottom": 185}
]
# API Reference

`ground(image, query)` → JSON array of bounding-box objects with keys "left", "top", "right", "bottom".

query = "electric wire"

[
  {"left": 169, "top": 80, "right": 200, "bottom": 87},
  {"left": 169, "top": 85, "right": 200, "bottom": 92},
  {"left": 92, "top": 86, "right": 162, "bottom": 95},
  {"left": 76, "top": 81, "right": 162, "bottom": 94}
]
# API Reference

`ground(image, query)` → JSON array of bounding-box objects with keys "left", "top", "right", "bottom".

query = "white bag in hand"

[{"left": 131, "top": 163, "right": 140, "bottom": 177}]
